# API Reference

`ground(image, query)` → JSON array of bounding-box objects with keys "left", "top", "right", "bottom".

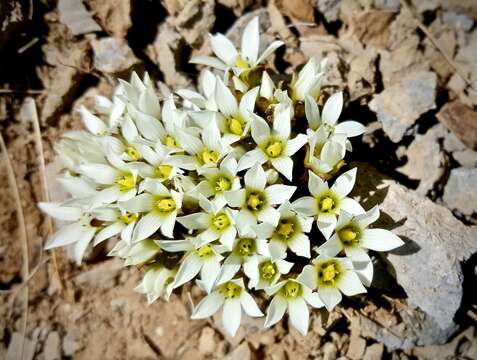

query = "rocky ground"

[{"left": 1, "top": 0, "right": 477, "bottom": 359}]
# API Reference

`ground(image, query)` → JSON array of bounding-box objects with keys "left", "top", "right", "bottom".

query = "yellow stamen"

[
  {"left": 164, "top": 135, "right": 179, "bottom": 148},
  {"left": 126, "top": 146, "right": 141, "bottom": 160},
  {"left": 246, "top": 193, "right": 264, "bottom": 212},
  {"left": 319, "top": 196, "right": 335, "bottom": 212},
  {"left": 156, "top": 197, "right": 176, "bottom": 213},
  {"left": 259, "top": 261, "right": 277, "bottom": 280},
  {"left": 197, "top": 245, "right": 213, "bottom": 257},
  {"left": 120, "top": 212, "right": 138, "bottom": 224},
  {"left": 235, "top": 55, "right": 249, "bottom": 69},
  {"left": 116, "top": 174, "right": 136, "bottom": 192},
  {"left": 220, "top": 281, "right": 242, "bottom": 299},
  {"left": 214, "top": 176, "right": 231, "bottom": 193},
  {"left": 212, "top": 213, "right": 230, "bottom": 232},
  {"left": 282, "top": 281, "right": 301, "bottom": 299},
  {"left": 154, "top": 164, "right": 172, "bottom": 180},
  {"left": 228, "top": 118, "right": 243, "bottom": 135},
  {"left": 276, "top": 221, "right": 294, "bottom": 239},
  {"left": 198, "top": 149, "right": 219, "bottom": 165},
  {"left": 265, "top": 141, "right": 283, "bottom": 158},
  {"left": 322, "top": 264, "right": 338, "bottom": 282},
  {"left": 236, "top": 238, "right": 254, "bottom": 257}
]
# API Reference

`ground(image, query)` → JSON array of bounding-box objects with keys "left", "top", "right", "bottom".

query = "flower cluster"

[{"left": 39, "top": 17, "right": 403, "bottom": 336}]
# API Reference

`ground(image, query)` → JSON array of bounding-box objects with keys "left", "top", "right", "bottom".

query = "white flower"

[
  {"left": 169, "top": 118, "right": 231, "bottom": 173},
  {"left": 157, "top": 238, "right": 224, "bottom": 293},
  {"left": 306, "top": 126, "right": 346, "bottom": 175},
  {"left": 317, "top": 207, "right": 404, "bottom": 286},
  {"left": 120, "top": 178, "right": 182, "bottom": 241},
  {"left": 292, "top": 169, "right": 364, "bottom": 239},
  {"left": 216, "top": 232, "right": 270, "bottom": 285},
  {"left": 191, "top": 278, "right": 263, "bottom": 336},
  {"left": 291, "top": 58, "right": 327, "bottom": 102},
  {"left": 190, "top": 16, "right": 284, "bottom": 76},
  {"left": 191, "top": 154, "right": 241, "bottom": 208},
  {"left": 176, "top": 70, "right": 217, "bottom": 111},
  {"left": 298, "top": 255, "right": 366, "bottom": 311},
  {"left": 225, "top": 163, "right": 296, "bottom": 231},
  {"left": 177, "top": 195, "right": 237, "bottom": 250},
  {"left": 244, "top": 255, "right": 293, "bottom": 290},
  {"left": 237, "top": 106, "right": 308, "bottom": 180},
  {"left": 55, "top": 131, "right": 106, "bottom": 171},
  {"left": 264, "top": 278, "right": 323, "bottom": 336},
  {"left": 38, "top": 202, "right": 98, "bottom": 264},
  {"left": 92, "top": 206, "right": 139, "bottom": 246},
  {"left": 134, "top": 263, "right": 176, "bottom": 303},
  {"left": 123, "top": 238, "right": 162, "bottom": 266},
  {"left": 311, "top": 92, "right": 366, "bottom": 139},
  {"left": 132, "top": 144, "right": 181, "bottom": 182},
  {"left": 255, "top": 202, "right": 313, "bottom": 260},
  {"left": 189, "top": 77, "right": 258, "bottom": 144}
]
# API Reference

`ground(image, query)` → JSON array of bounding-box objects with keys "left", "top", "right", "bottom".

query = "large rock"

[
  {"left": 351, "top": 163, "right": 477, "bottom": 347},
  {"left": 91, "top": 37, "right": 140, "bottom": 75},
  {"left": 58, "top": 0, "right": 102, "bottom": 35},
  {"left": 443, "top": 167, "right": 477, "bottom": 216},
  {"left": 369, "top": 71, "right": 437, "bottom": 142},
  {"left": 437, "top": 100, "right": 477, "bottom": 150}
]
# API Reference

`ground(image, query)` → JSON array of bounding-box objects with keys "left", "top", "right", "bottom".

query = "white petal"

[
  {"left": 177, "top": 213, "right": 209, "bottom": 230},
  {"left": 133, "top": 212, "right": 163, "bottom": 241},
  {"left": 45, "top": 222, "right": 85, "bottom": 249},
  {"left": 174, "top": 253, "right": 202, "bottom": 288},
  {"left": 273, "top": 106, "right": 291, "bottom": 139},
  {"left": 215, "top": 77, "right": 238, "bottom": 117},
  {"left": 257, "top": 206, "right": 280, "bottom": 226},
  {"left": 331, "top": 168, "right": 356, "bottom": 198},
  {"left": 209, "top": 33, "right": 238, "bottom": 65},
  {"left": 334, "top": 121, "right": 366, "bottom": 137},
  {"left": 225, "top": 189, "right": 246, "bottom": 208},
  {"left": 297, "top": 265, "right": 317, "bottom": 290},
  {"left": 338, "top": 271, "right": 367, "bottom": 296},
  {"left": 38, "top": 202, "right": 81, "bottom": 221},
  {"left": 191, "top": 292, "right": 224, "bottom": 319},
  {"left": 119, "top": 194, "right": 154, "bottom": 213},
  {"left": 317, "top": 287, "right": 342, "bottom": 311},
  {"left": 256, "top": 40, "right": 284, "bottom": 65},
  {"left": 241, "top": 16, "right": 259, "bottom": 63},
  {"left": 264, "top": 295, "right": 287, "bottom": 328},
  {"left": 134, "top": 111, "right": 165, "bottom": 142},
  {"left": 79, "top": 164, "right": 118, "bottom": 185},
  {"left": 339, "top": 198, "right": 365, "bottom": 215},
  {"left": 289, "top": 234, "right": 310, "bottom": 258},
  {"left": 190, "top": 55, "right": 227, "bottom": 70},
  {"left": 292, "top": 197, "right": 318, "bottom": 217},
  {"left": 239, "top": 87, "right": 259, "bottom": 121},
  {"left": 94, "top": 222, "right": 124, "bottom": 245},
  {"left": 200, "top": 259, "right": 222, "bottom": 293},
  {"left": 265, "top": 184, "right": 296, "bottom": 205},
  {"left": 160, "top": 212, "right": 176, "bottom": 238},
  {"left": 220, "top": 227, "right": 236, "bottom": 250},
  {"left": 250, "top": 114, "right": 271, "bottom": 145},
  {"left": 260, "top": 71, "right": 275, "bottom": 99},
  {"left": 308, "top": 171, "right": 328, "bottom": 197},
  {"left": 237, "top": 148, "right": 267, "bottom": 172},
  {"left": 303, "top": 287, "right": 324, "bottom": 308},
  {"left": 352, "top": 252, "right": 374, "bottom": 287},
  {"left": 240, "top": 291, "right": 263, "bottom": 317},
  {"left": 216, "top": 261, "right": 241, "bottom": 285},
  {"left": 360, "top": 229, "right": 404, "bottom": 251},
  {"left": 269, "top": 240, "right": 287, "bottom": 261},
  {"left": 79, "top": 106, "right": 107, "bottom": 135},
  {"left": 285, "top": 134, "right": 308, "bottom": 156},
  {"left": 222, "top": 298, "right": 242, "bottom": 336},
  {"left": 317, "top": 234, "right": 342, "bottom": 257},
  {"left": 322, "top": 92, "right": 343, "bottom": 126},
  {"left": 72, "top": 227, "right": 96, "bottom": 264},
  {"left": 316, "top": 213, "right": 337, "bottom": 240},
  {"left": 244, "top": 163, "right": 267, "bottom": 190},
  {"left": 355, "top": 205, "right": 380, "bottom": 228},
  {"left": 156, "top": 239, "right": 193, "bottom": 252},
  {"left": 304, "top": 95, "right": 320, "bottom": 130},
  {"left": 288, "top": 298, "right": 309, "bottom": 336},
  {"left": 271, "top": 157, "right": 293, "bottom": 181}
]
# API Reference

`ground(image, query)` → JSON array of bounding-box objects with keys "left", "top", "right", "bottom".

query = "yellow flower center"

[
  {"left": 220, "top": 281, "right": 242, "bottom": 299},
  {"left": 236, "top": 238, "right": 255, "bottom": 257},
  {"left": 164, "top": 135, "right": 179, "bottom": 148},
  {"left": 317, "top": 194, "right": 337, "bottom": 213},
  {"left": 228, "top": 117, "right": 243, "bottom": 135},
  {"left": 154, "top": 164, "right": 172, "bottom": 180},
  {"left": 259, "top": 261, "right": 277, "bottom": 280},
  {"left": 338, "top": 226, "right": 360, "bottom": 247},
  {"left": 211, "top": 213, "right": 230, "bottom": 232},
  {"left": 282, "top": 281, "right": 302, "bottom": 299},
  {"left": 322, "top": 264, "right": 338, "bottom": 282},
  {"left": 265, "top": 141, "right": 283, "bottom": 158},
  {"left": 246, "top": 192, "right": 265, "bottom": 212},
  {"left": 120, "top": 212, "right": 138, "bottom": 224},
  {"left": 213, "top": 175, "right": 232, "bottom": 193},
  {"left": 156, "top": 197, "right": 176, "bottom": 213},
  {"left": 197, "top": 245, "right": 213, "bottom": 257},
  {"left": 116, "top": 174, "right": 136, "bottom": 192},
  {"left": 235, "top": 55, "right": 249, "bottom": 69},
  {"left": 198, "top": 149, "right": 219, "bottom": 165},
  {"left": 276, "top": 220, "right": 295, "bottom": 240},
  {"left": 317, "top": 260, "right": 342, "bottom": 287},
  {"left": 126, "top": 146, "right": 141, "bottom": 160}
]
